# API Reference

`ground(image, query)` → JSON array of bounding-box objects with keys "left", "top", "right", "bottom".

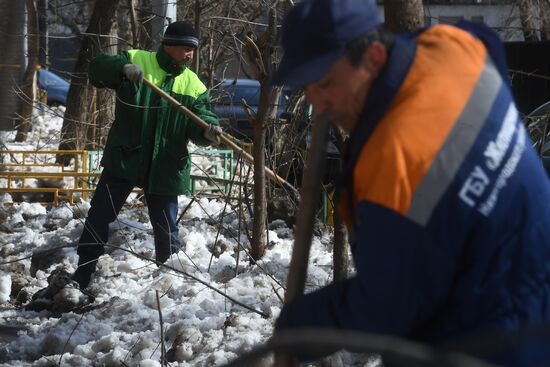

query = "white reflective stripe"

[
  {"left": 479, "top": 122, "right": 526, "bottom": 216},
  {"left": 407, "top": 58, "right": 502, "bottom": 226},
  {"left": 483, "top": 104, "right": 518, "bottom": 171},
  {"left": 162, "top": 35, "right": 199, "bottom": 47}
]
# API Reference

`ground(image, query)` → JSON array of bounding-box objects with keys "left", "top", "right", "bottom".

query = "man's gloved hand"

[
  {"left": 122, "top": 64, "right": 144, "bottom": 83},
  {"left": 203, "top": 124, "right": 223, "bottom": 144}
]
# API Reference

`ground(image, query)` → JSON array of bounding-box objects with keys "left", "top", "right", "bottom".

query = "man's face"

[
  {"left": 164, "top": 45, "right": 195, "bottom": 65},
  {"left": 303, "top": 42, "right": 386, "bottom": 133}
]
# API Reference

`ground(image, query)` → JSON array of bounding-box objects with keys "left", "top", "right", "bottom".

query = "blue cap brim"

[{"left": 270, "top": 48, "right": 344, "bottom": 87}]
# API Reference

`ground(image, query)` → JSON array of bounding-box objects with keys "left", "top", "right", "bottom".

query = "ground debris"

[{"left": 24, "top": 268, "right": 94, "bottom": 313}]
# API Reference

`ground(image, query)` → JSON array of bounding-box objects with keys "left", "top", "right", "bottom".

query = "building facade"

[{"left": 377, "top": 0, "right": 522, "bottom": 41}]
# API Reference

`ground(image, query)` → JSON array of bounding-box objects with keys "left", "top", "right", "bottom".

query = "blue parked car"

[
  {"left": 211, "top": 79, "right": 290, "bottom": 141},
  {"left": 37, "top": 69, "right": 69, "bottom": 106}
]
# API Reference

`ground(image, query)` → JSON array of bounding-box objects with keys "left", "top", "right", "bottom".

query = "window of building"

[{"left": 471, "top": 16, "right": 485, "bottom": 24}]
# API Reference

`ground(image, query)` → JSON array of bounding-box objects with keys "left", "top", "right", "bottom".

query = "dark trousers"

[{"left": 77, "top": 170, "right": 181, "bottom": 267}]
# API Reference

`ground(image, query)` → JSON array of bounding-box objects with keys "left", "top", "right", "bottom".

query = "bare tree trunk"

[
  {"left": 133, "top": 0, "right": 153, "bottom": 50},
  {"left": 124, "top": 0, "right": 152, "bottom": 52},
  {"left": 0, "top": 1, "right": 26, "bottom": 132},
  {"left": 127, "top": 0, "right": 139, "bottom": 48},
  {"left": 331, "top": 126, "right": 349, "bottom": 281},
  {"left": 118, "top": 1, "right": 134, "bottom": 52},
  {"left": 38, "top": 0, "right": 48, "bottom": 67},
  {"left": 192, "top": 0, "right": 200, "bottom": 74},
  {"left": 57, "top": 0, "right": 120, "bottom": 164},
  {"left": 87, "top": 16, "right": 118, "bottom": 150},
  {"left": 332, "top": 205, "right": 349, "bottom": 281},
  {"left": 88, "top": 90, "right": 115, "bottom": 150},
  {"left": 251, "top": 110, "right": 268, "bottom": 260},
  {"left": 249, "top": 9, "right": 278, "bottom": 260},
  {"left": 383, "top": 0, "right": 424, "bottom": 33},
  {"left": 540, "top": 0, "right": 550, "bottom": 41},
  {"left": 207, "top": 30, "right": 214, "bottom": 88},
  {"left": 15, "top": 0, "right": 39, "bottom": 142},
  {"left": 517, "top": 0, "right": 539, "bottom": 41}
]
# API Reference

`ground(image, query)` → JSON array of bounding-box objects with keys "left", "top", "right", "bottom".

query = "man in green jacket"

[{"left": 72, "top": 21, "right": 221, "bottom": 289}]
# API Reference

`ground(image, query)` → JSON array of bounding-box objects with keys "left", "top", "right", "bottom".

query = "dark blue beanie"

[{"left": 162, "top": 21, "right": 199, "bottom": 48}]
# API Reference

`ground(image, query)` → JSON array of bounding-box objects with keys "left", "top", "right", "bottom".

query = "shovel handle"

[{"left": 142, "top": 78, "right": 297, "bottom": 195}]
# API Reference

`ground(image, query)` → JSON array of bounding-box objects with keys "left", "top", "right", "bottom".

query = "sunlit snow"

[{"left": 0, "top": 106, "right": 377, "bottom": 366}]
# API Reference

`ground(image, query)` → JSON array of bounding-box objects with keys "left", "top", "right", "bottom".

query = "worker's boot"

[{"left": 71, "top": 257, "right": 98, "bottom": 289}]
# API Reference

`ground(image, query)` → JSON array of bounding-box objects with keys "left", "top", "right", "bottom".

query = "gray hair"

[{"left": 345, "top": 27, "right": 393, "bottom": 66}]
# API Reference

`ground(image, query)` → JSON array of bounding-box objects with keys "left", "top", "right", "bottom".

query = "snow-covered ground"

[{"left": 0, "top": 107, "right": 374, "bottom": 366}]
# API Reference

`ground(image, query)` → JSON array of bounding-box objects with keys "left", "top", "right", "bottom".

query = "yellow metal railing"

[
  {"left": 0, "top": 150, "right": 99, "bottom": 206},
  {"left": 1, "top": 148, "right": 242, "bottom": 206}
]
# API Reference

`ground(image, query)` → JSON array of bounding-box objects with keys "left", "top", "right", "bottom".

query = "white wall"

[
  {"left": 424, "top": 5, "right": 522, "bottom": 41},
  {"left": 377, "top": 4, "right": 523, "bottom": 41},
  {"left": 151, "top": 0, "right": 178, "bottom": 49}
]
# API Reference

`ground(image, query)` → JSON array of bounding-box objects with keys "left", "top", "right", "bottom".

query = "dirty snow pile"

[{"left": 0, "top": 107, "right": 377, "bottom": 366}]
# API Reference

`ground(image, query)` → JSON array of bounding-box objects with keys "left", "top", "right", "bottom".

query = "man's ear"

[{"left": 363, "top": 41, "right": 387, "bottom": 74}]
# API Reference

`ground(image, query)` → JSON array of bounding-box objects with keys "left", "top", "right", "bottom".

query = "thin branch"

[
  {"left": 58, "top": 314, "right": 85, "bottom": 366},
  {"left": 208, "top": 16, "right": 270, "bottom": 27},
  {"left": 156, "top": 290, "right": 167, "bottom": 367}
]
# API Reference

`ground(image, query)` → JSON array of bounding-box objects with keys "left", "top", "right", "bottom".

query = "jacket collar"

[
  {"left": 336, "top": 22, "right": 507, "bottom": 188},
  {"left": 336, "top": 34, "right": 417, "bottom": 188},
  {"left": 156, "top": 46, "right": 186, "bottom": 76}
]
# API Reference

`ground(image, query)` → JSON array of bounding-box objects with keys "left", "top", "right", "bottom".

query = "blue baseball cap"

[{"left": 271, "top": 0, "right": 382, "bottom": 87}]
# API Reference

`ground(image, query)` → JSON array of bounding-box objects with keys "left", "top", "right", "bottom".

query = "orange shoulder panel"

[{"left": 353, "top": 25, "right": 487, "bottom": 216}]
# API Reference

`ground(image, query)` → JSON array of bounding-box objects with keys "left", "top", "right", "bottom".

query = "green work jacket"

[{"left": 89, "top": 47, "right": 218, "bottom": 195}]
